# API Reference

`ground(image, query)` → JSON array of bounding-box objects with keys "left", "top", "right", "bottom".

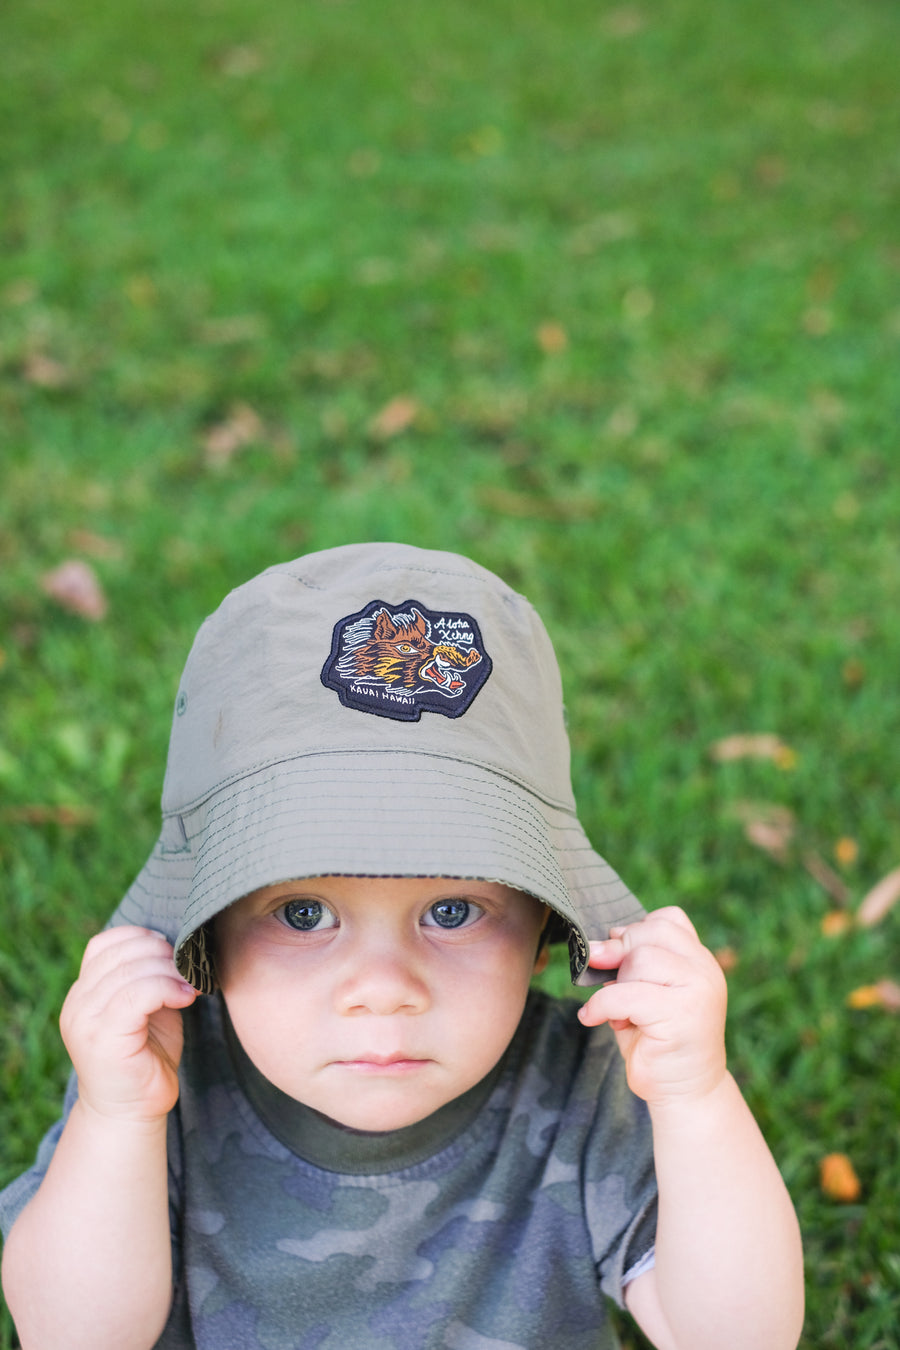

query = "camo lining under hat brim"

[{"left": 113, "top": 750, "right": 644, "bottom": 993}]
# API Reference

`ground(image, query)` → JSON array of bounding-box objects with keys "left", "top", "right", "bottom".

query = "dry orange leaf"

[
  {"left": 820, "top": 1153, "right": 861, "bottom": 1203},
  {"left": 847, "top": 981, "right": 900, "bottom": 1013},
  {"left": 714, "top": 947, "right": 739, "bottom": 974},
  {"left": 847, "top": 985, "right": 884, "bottom": 1010},
  {"left": 856, "top": 866, "right": 900, "bottom": 928},
  {"left": 41, "top": 560, "right": 108, "bottom": 621},
  {"left": 709, "top": 733, "right": 795, "bottom": 765},
  {"left": 821, "top": 911, "right": 852, "bottom": 938},
  {"left": 536, "top": 322, "right": 568, "bottom": 354},
  {"left": 368, "top": 395, "right": 419, "bottom": 440},
  {"left": 834, "top": 837, "right": 859, "bottom": 866}
]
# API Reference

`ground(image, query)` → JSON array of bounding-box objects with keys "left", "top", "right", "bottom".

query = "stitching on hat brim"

[{"left": 163, "top": 748, "right": 578, "bottom": 821}]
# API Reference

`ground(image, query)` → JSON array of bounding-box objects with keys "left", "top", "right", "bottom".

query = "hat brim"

[{"left": 112, "top": 751, "right": 644, "bottom": 991}]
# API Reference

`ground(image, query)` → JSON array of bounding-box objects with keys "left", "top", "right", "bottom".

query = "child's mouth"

[{"left": 335, "top": 1055, "right": 431, "bottom": 1074}]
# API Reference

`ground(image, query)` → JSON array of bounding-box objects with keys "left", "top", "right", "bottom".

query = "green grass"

[{"left": 2, "top": 0, "right": 900, "bottom": 1344}]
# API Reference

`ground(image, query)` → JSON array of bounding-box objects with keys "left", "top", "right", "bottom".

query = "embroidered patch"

[{"left": 321, "top": 599, "right": 492, "bottom": 721}]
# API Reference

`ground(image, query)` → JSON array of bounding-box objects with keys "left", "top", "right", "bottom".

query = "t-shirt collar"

[{"left": 220, "top": 997, "right": 506, "bottom": 1174}]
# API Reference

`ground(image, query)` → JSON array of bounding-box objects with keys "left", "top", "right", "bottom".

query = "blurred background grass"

[{"left": 2, "top": 0, "right": 899, "bottom": 1344}]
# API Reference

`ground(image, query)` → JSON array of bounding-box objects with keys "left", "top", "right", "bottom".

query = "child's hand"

[
  {"left": 59, "top": 927, "right": 198, "bottom": 1125},
  {"left": 578, "top": 906, "right": 728, "bottom": 1110}
]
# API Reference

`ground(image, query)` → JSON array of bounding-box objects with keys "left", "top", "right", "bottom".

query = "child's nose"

[{"left": 333, "top": 942, "right": 430, "bottom": 1017}]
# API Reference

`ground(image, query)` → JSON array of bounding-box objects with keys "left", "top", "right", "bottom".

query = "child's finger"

[
  {"left": 578, "top": 978, "right": 673, "bottom": 1030},
  {"left": 588, "top": 933, "right": 698, "bottom": 982},
  {"left": 97, "top": 962, "right": 196, "bottom": 1018},
  {"left": 641, "top": 905, "right": 698, "bottom": 936},
  {"left": 80, "top": 925, "right": 169, "bottom": 962},
  {"left": 76, "top": 928, "right": 175, "bottom": 992},
  {"left": 65, "top": 956, "right": 196, "bottom": 1039},
  {"left": 614, "top": 943, "right": 700, "bottom": 992},
  {"left": 592, "top": 908, "right": 704, "bottom": 965},
  {"left": 587, "top": 936, "right": 627, "bottom": 971},
  {"left": 588, "top": 938, "right": 691, "bottom": 990}
]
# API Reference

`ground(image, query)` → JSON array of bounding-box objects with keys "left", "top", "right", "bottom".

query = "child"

[{"left": 0, "top": 542, "right": 804, "bottom": 1350}]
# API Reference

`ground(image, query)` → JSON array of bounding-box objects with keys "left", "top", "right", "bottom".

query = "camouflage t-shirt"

[{"left": 1, "top": 990, "right": 657, "bottom": 1350}]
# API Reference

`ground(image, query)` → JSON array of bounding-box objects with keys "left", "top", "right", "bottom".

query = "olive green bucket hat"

[{"left": 110, "top": 543, "right": 644, "bottom": 991}]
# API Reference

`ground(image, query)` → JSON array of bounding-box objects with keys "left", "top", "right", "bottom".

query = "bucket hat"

[{"left": 110, "top": 543, "right": 645, "bottom": 991}]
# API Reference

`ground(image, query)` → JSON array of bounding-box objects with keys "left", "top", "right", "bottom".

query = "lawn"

[{"left": 2, "top": 0, "right": 899, "bottom": 1345}]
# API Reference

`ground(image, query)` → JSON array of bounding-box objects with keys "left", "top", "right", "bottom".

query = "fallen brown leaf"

[
  {"left": 199, "top": 315, "right": 266, "bottom": 346},
  {"left": 2, "top": 804, "right": 97, "bottom": 827},
  {"left": 728, "top": 801, "right": 796, "bottom": 862},
  {"left": 124, "top": 274, "right": 158, "bottom": 308},
  {"left": 3, "top": 278, "right": 38, "bottom": 305},
  {"left": 536, "top": 322, "right": 568, "bottom": 354},
  {"left": 217, "top": 45, "right": 264, "bottom": 77},
  {"left": 714, "top": 947, "right": 739, "bottom": 974},
  {"left": 24, "top": 353, "right": 72, "bottom": 388},
  {"left": 41, "top": 560, "right": 108, "bottom": 621},
  {"left": 745, "top": 819, "right": 793, "bottom": 861},
  {"left": 856, "top": 866, "right": 900, "bottom": 928},
  {"left": 802, "top": 304, "right": 833, "bottom": 336},
  {"left": 803, "top": 851, "right": 850, "bottom": 905},
  {"left": 368, "top": 395, "right": 419, "bottom": 440},
  {"left": 202, "top": 402, "right": 264, "bottom": 466},
  {"left": 604, "top": 6, "right": 646, "bottom": 37},
  {"left": 709, "top": 733, "right": 796, "bottom": 766},
  {"left": 728, "top": 801, "right": 795, "bottom": 826},
  {"left": 820, "top": 1153, "right": 861, "bottom": 1203},
  {"left": 755, "top": 155, "right": 788, "bottom": 188},
  {"left": 875, "top": 980, "right": 900, "bottom": 1012},
  {"left": 478, "top": 487, "right": 599, "bottom": 522},
  {"left": 67, "top": 530, "right": 125, "bottom": 560}
]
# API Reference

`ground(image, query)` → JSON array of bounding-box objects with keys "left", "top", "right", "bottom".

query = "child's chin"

[
  {"left": 327, "top": 1101, "right": 439, "bottom": 1133},
  {"left": 316, "top": 1086, "right": 448, "bottom": 1134}
]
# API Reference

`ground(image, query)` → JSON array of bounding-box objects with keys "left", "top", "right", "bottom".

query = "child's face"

[{"left": 214, "top": 875, "right": 548, "bottom": 1132}]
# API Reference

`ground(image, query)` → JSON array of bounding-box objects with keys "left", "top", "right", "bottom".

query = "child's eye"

[
  {"left": 277, "top": 899, "right": 338, "bottom": 931},
  {"left": 422, "top": 899, "right": 483, "bottom": 930}
]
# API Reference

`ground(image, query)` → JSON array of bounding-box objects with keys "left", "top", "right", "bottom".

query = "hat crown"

[{"left": 162, "top": 543, "right": 575, "bottom": 817}]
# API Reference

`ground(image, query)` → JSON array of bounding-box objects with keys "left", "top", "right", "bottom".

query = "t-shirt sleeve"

[
  {"left": 0, "top": 1070, "right": 80, "bottom": 1241},
  {"left": 580, "top": 1029, "right": 659, "bottom": 1309}
]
